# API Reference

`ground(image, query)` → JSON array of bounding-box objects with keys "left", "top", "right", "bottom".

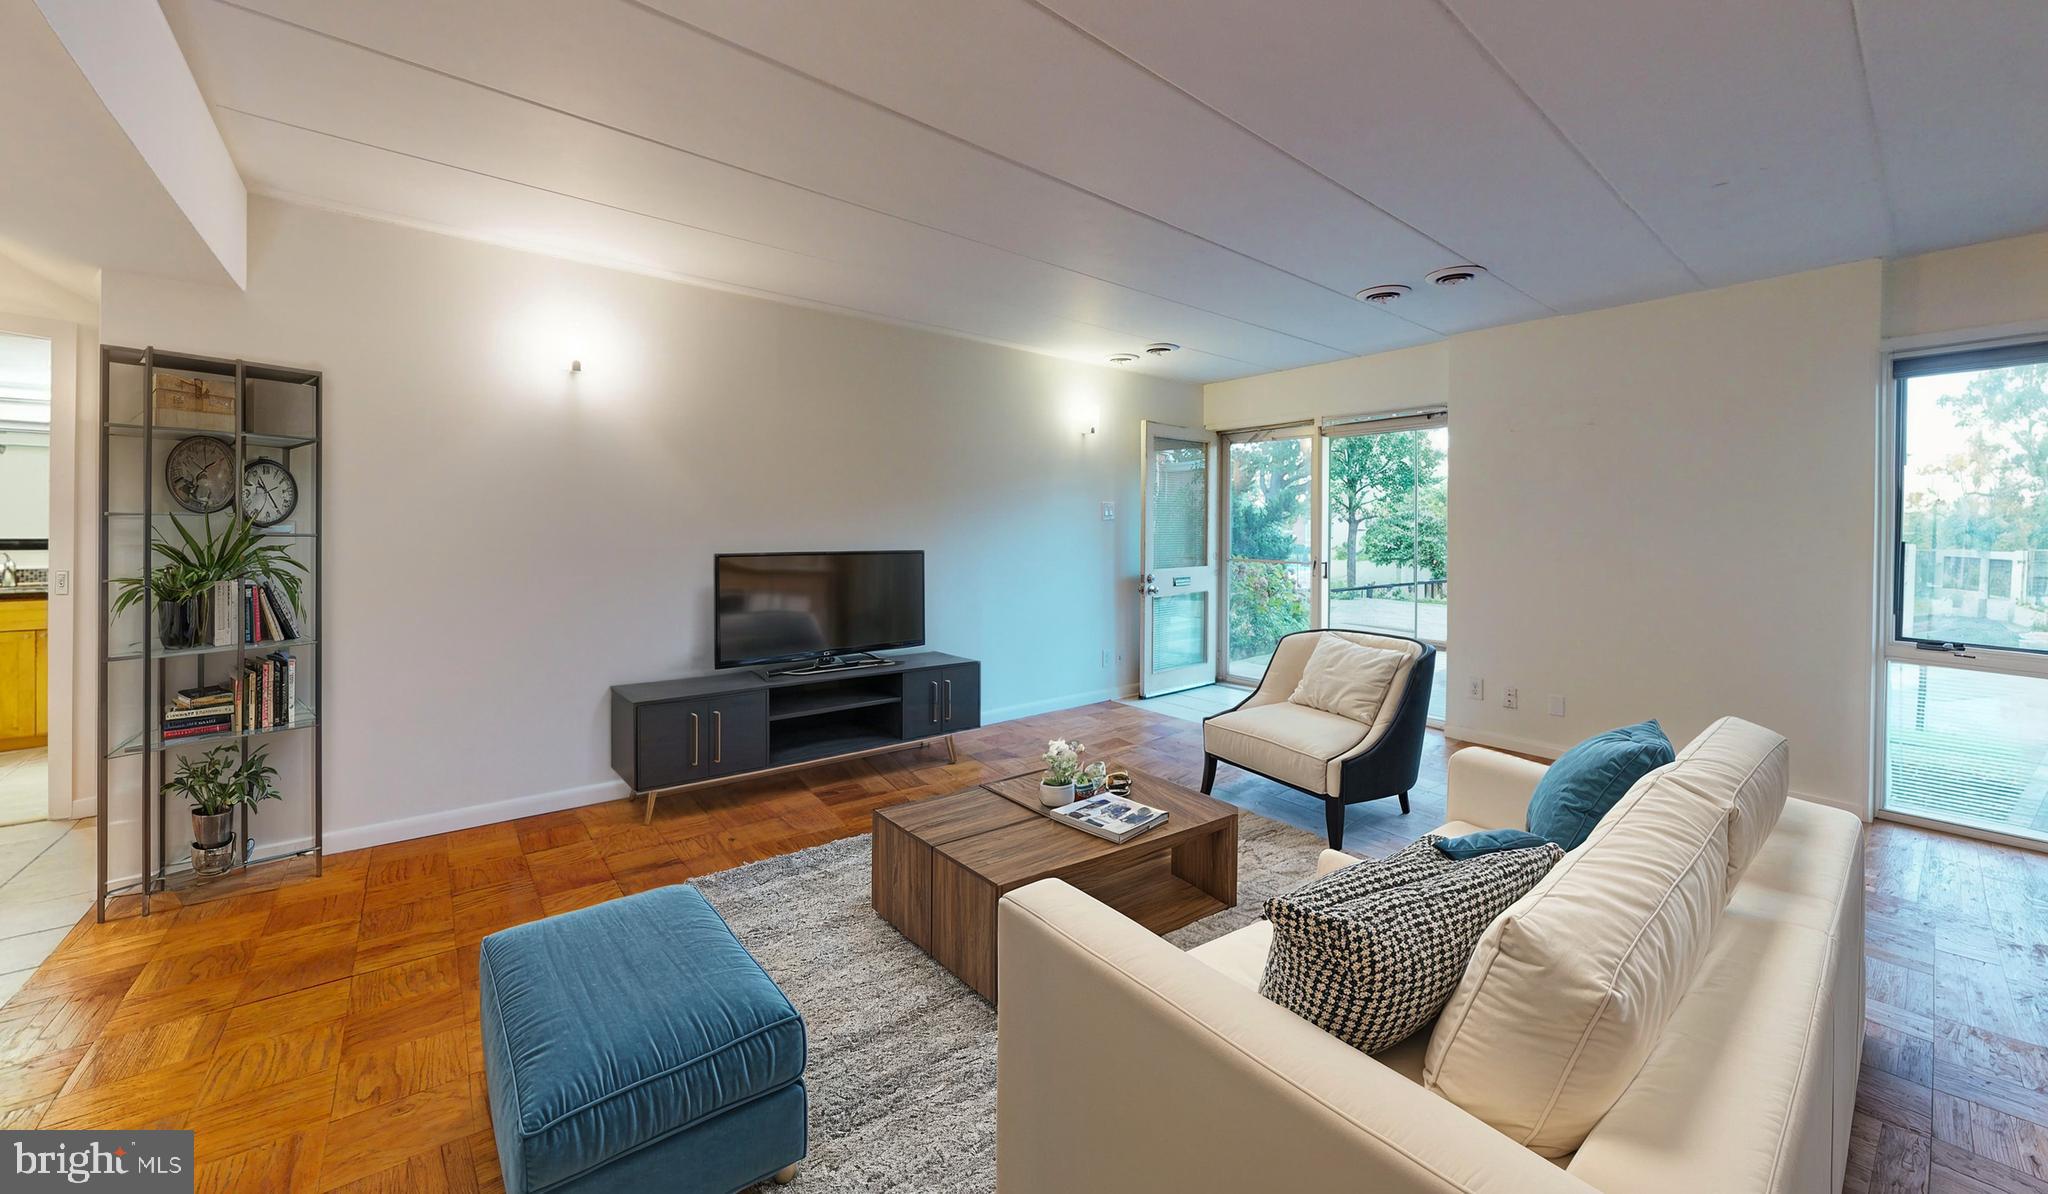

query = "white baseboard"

[
  {"left": 984, "top": 685, "right": 1128, "bottom": 724},
  {"left": 321, "top": 778, "right": 630, "bottom": 855}
]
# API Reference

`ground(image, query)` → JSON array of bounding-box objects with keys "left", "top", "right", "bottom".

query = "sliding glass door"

[
  {"left": 1882, "top": 340, "right": 2048, "bottom": 843},
  {"left": 1324, "top": 417, "right": 1449, "bottom": 720},
  {"left": 1223, "top": 429, "right": 1316, "bottom": 683},
  {"left": 1215, "top": 413, "right": 1449, "bottom": 719}
]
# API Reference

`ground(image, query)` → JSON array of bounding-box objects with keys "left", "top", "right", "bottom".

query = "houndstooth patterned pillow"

[{"left": 1259, "top": 836, "right": 1563, "bottom": 1054}]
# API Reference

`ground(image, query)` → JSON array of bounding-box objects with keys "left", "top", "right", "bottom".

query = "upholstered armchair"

[{"left": 1201, "top": 630, "right": 1436, "bottom": 848}]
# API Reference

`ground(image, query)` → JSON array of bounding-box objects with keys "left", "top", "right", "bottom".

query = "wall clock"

[
  {"left": 241, "top": 458, "right": 299, "bottom": 528},
  {"left": 164, "top": 436, "right": 235, "bottom": 514}
]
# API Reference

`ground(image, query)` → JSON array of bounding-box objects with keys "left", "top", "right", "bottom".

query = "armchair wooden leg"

[
  {"left": 1398, "top": 790, "right": 1410, "bottom": 815},
  {"left": 1324, "top": 799, "right": 1346, "bottom": 850},
  {"left": 1200, "top": 754, "right": 1218, "bottom": 794}
]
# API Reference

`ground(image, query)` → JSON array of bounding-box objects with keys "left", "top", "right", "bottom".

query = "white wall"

[
  {"left": 0, "top": 435, "right": 50, "bottom": 543},
  {"left": 99, "top": 198, "right": 1200, "bottom": 852},
  {"left": 1883, "top": 228, "right": 2048, "bottom": 341},
  {"left": 1206, "top": 261, "right": 1884, "bottom": 813},
  {"left": 1204, "top": 341, "right": 1446, "bottom": 428}
]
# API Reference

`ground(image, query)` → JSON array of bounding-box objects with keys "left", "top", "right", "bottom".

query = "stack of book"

[
  {"left": 163, "top": 683, "right": 237, "bottom": 742},
  {"left": 206, "top": 578, "right": 303, "bottom": 647},
  {"left": 159, "top": 650, "right": 299, "bottom": 741},
  {"left": 238, "top": 651, "right": 298, "bottom": 732}
]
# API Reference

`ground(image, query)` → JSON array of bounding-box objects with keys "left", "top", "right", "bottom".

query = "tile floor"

[
  {"left": 0, "top": 816, "right": 94, "bottom": 1006},
  {"left": 0, "top": 748, "right": 48, "bottom": 827}
]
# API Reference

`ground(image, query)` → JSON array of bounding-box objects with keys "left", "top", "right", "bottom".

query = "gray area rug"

[{"left": 692, "top": 810, "right": 1329, "bottom": 1192}]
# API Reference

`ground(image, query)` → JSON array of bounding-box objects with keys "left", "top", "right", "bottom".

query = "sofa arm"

[
  {"left": 1446, "top": 748, "right": 1548, "bottom": 831},
  {"left": 997, "top": 880, "right": 1599, "bottom": 1194}
]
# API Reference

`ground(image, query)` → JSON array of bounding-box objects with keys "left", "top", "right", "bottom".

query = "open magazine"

[{"left": 1048, "top": 793, "right": 1169, "bottom": 843}]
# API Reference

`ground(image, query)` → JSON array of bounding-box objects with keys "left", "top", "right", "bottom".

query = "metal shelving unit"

[{"left": 97, "top": 346, "right": 324, "bottom": 920}]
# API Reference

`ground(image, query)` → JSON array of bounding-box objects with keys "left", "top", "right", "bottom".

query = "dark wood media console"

[{"left": 610, "top": 652, "right": 981, "bottom": 822}]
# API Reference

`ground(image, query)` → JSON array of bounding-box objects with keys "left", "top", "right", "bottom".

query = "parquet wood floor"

[{"left": 0, "top": 700, "right": 2034, "bottom": 1191}]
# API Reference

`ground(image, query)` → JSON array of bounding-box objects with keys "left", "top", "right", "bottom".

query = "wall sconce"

[{"left": 570, "top": 360, "right": 583, "bottom": 374}]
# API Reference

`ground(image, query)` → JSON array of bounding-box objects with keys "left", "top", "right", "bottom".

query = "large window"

[
  {"left": 1217, "top": 411, "right": 1449, "bottom": 721},
  {"left": 1884, "top": 340, "right": 2048, "bottom": 841},
  {"left": 1224, "top": 432, "right": 1314, "bottom": 679}
]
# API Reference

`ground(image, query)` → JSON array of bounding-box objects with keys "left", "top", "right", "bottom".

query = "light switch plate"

[
  {"left": 52, "top": 570, "right": 70, "bottom": 596},
  {"left": 1101, "top": 502, "right": 1115, "bottom": 521},
  {"left": 1467, "top": 677, "right": 1483, "bottom": 700},
  {"left": 1548, "top": 694, "right": 1566, "bottom": 717}
]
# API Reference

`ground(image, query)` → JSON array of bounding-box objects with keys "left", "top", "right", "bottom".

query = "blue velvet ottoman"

[{"left": 479, "top": 885, "right": 807, "bottom": 1194}]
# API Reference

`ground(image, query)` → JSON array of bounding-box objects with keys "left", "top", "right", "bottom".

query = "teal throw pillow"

[
  {"left": 1433, "top": 828, "right": 1555, "bottom": 860},
  {"left": 1526, "top": 720, "right": 1674, "bottom": 850}
]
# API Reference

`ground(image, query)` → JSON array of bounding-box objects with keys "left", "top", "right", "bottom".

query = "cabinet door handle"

[
  {"left": 944, "top": 679, "right": 953, "bottom": 723},
  {"left": 930, "top": 680, "right": 940, "bottom": 725},
  {"left": 713, "top": 710, "right": 723, "bottom": 765},
  {"left": 690, "top": 712, "right": 700, "bottom": 768}
]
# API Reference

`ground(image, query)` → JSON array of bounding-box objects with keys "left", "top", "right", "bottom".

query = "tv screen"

[{"left": 715, "top": 551, "right": 925, "bottom": 668}]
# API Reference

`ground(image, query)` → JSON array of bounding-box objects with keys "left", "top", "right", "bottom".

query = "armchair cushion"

[
  {"left": 1288, "top": 634, "right": 1408, "bottom": 724},
  {"left": 1203, "top": 702, "right": 1366, "bottom": 795}
]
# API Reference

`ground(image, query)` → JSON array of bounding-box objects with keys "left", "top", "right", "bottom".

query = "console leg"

[
  {"left": 643, "top": 792, "right": 658, "bottom": 825},
  {"left": 946, "top": 735, "right": 958, "bottom": 764},
  {"left": 773, "top": 1164, "right": 799, "bottom": 1184}
]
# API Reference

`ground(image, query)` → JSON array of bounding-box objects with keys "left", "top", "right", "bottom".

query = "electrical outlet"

[
  {"left": 1101, "top": 502, "right": 1115, "bottom": 521},
  {"left": 1548, "top": 694, "right": 1566, "bottom": 717},
  {"left": 52, "top": 570, "right": 70, "bottom": 596},
  {"left": 1503, "top": 686, "right": 1519, "bottom": 710},
  {"left": 1466, "top": 677, "right": 1483, "bottom": 700}
]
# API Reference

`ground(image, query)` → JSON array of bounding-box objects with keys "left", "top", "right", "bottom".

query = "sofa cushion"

[
  {"left": 1424, "top": 763, "right": 1730, "bottom": 1157},
  {"left": 1672, "top": 717, "right": 1789, "bottom": 887},
  {"left": 1526, "top": 720, "right": 1674, "bottom": 849},
  {"left": 1288, "top": 634, "right": 1408, "bottom": 725},
  {"left": 1261, "top": 838, "right": 1563, "bottom": 1055},
  {"left": 479, "top": 885, "right": 806, "bottom": 1194},
  {"left": 1203, "top": 701, "right": 1367, "bottom": 794}
]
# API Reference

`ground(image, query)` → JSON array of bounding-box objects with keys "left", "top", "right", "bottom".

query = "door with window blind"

[{"left": 1138, "top": 422, "right": 1218, "bottom": 697}]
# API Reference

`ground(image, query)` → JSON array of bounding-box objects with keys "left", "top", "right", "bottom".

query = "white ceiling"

[{"left": 152, "top": 0, "right": 2048, "bottom": 382}]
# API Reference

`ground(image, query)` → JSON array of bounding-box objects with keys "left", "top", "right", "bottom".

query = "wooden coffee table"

[{"left": 871, "top": 768, "right": 1239, "bottom": 1001}]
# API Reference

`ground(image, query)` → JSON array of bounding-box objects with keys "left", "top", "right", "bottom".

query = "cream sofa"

[{"left": 996, "top": 727, "right": 1864, "bottom": 1194}]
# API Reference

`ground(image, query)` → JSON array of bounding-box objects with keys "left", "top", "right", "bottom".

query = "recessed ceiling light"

[
  {"left": 1107, "top": 353, "right": 1141, "bottom": 364},
  {"left": 1144, "top": 342, "right": 1180, "bottom": 355},
  {"left": 1355, "top": 284, "right": 1410, "bottom": 304},
  {"left": 1425, "top": 265, "right": 1486, "bottom": 287}
]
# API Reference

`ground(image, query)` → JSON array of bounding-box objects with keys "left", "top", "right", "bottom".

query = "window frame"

[{"left": 1884, "top": 335, "right": 2048, "bottom": 677}]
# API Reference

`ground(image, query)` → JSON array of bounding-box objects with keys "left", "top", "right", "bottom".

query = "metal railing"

[{"left": 1328, "top": 577, "right": 1448, "bottom": 601}]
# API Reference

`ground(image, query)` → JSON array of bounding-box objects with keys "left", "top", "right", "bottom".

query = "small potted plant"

[
  {"left": 162, "top": 743, "right": 282, "bottom": 877},
  {"left": 1040, "top": 738, "right": 1086, "bottom": 808},
  {"left": 111, "top": 516, "right": 306, "bottom": 650}
]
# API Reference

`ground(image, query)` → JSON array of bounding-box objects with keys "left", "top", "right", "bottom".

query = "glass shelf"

[
  {"left": 107, "top": 637, "right": 316, "bottom": 663},
  {"left": 108, "top": 704, "right": 319, "bottom": 758},
  {"left": 102, "top": 424, "right": 318, "bottom": 450}
]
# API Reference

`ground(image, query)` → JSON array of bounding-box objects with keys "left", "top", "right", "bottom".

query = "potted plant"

[
  {"left": 110, "top": 516, "right": 306, "bottom": 650},
  {"left": 162, "top": 743, "right": 281, "bottom": 877},
  {"left": 1040, "top": 738, "right": 1086, "bottom": 808}
]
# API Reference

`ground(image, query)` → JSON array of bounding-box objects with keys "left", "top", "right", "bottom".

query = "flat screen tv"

[{"left": 714, "top": 550, "right": 925, "bottom": 669}]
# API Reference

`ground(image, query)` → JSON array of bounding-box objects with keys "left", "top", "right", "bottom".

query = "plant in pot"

[
  {"left": 1040, "top": 738, "right": 1086, "bottom": 808},
  {"left": 110, "top": 515, "right": 307, "bottom": 650},
  {"left": 162, "top": 744, "right": 281, "bottom": 877}
]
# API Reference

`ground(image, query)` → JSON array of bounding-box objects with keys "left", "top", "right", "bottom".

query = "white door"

[{"left": 1139, "top": 422, "right": 1218, "bottom": 697}]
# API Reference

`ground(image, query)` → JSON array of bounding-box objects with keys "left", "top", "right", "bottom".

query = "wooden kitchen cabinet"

[{"left": 0, "top": 596, "right": 49, "bottom": 750}]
